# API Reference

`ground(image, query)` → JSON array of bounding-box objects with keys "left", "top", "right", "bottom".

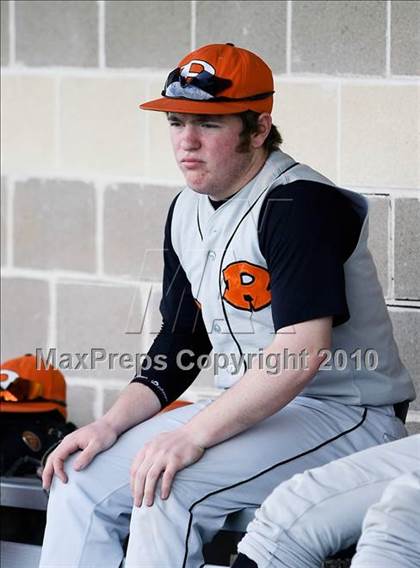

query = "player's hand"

[
  {"left": 130, "top": 428, "right": 205, "bottom": 507},
  {"left": 42, "top": 419, "right": 118, "bottom": 490}
]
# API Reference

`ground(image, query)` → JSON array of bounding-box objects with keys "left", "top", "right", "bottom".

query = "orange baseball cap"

[
  {"left": 0, "top": 354, "right": 67, "bottom": 418},
  {"left": 139, "top": 43, "right": 274, "bottom": 115}
]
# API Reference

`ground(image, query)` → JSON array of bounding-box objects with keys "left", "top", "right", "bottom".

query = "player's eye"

[{"left": 201, "top": 123, "right": 219, "bottom": 128}]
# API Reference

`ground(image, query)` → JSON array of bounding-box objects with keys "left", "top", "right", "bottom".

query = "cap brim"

[{"left": 139, "top": 96, "right": 272, "bottom": 115}]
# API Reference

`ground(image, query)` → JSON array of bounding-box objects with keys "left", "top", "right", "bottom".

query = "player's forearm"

[
  {"left": 183, "top": 318, "right": 332, "bottom": 447},
  {"left": 182, "top": 346, "right": 325, "bottom": 449},
  {"left": 100, "top": 383, "right": 161, "bottom": 437}
]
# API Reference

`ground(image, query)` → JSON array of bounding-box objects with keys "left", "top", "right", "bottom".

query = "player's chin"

[
  {"left": 182, "top": 173, "right": 211, "bottom": 194},
  {"left": 189, "top": 184, "right": 212, "bottom": 195}
]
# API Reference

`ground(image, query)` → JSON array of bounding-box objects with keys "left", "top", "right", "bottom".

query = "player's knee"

[
  {"left": 244, "top": 469, "right": 330, "bottom": 542},
  {"left": 48, "top": 453, "right": 98, "bottom": 506}
]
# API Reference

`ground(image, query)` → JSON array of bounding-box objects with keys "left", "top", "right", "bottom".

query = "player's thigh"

[{"left": 170, "top": 397, "right": 383, "bottom": 510}]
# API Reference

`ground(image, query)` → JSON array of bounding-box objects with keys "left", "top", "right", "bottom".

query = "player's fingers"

[
  {"left": 55, "top": 437, "right": 83, "bottom": 458},
  {"left": 132, "top": 462, "right": 151, "bottom": 508},
  {"left": 41, "top": 436, "right": 84, "bottom": 488},
  {"left": 161, "top": 466, "right": 177, "bottom": 500},
  {"left": 73, "top": 442, "right": 99, "bottom": 471},
  {"left": 42, "top": 458, "right": 55, "bottom": 490},
  {"left": 42, "top": 443, "right": 67, "bottom": 489},
  {"left": 143, "top": 465, "right": 165, "bottom": 507},
  {"left": 51, "top": 456, "right": 68, "bottom": 485},
  {"left": 130, "top": 450, "right": 146, "bottom": 496}
]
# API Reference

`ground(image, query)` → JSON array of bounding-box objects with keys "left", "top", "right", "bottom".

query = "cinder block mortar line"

[
  {"left": 386, "top": 0, "right": 391, "bottom": 77},
  {"left": 360, "top": 192, "right": 393, "bottom": 303},
  {"left": 273, "top": 75, "right": 420, "bottom": 84},
  {"left": 66, "top": 377, "right": 130, "bottom": 388},
  {"left": 387, "top": 195, "right": 393, "bottom": 301},
  {"left": 1, "top": 266, "right": 153, "bottom": 287},
  {"left": 47, "top": 277, "right": 57, "bottom": 348},
  {"left": 95, "top": 181, "right": 105, "bottom": 276},
  {"left": 286, "top": 0, "right": 292, "bottom": 74},
  {"left": 6, "top": 172, "right": 182, "bottom": 188},
  {"left": 54, "top": 76, "right": 60, "bottom": 169},
  {"left": 143, "top": 282, "right": 159, "bottom": 338},
  {"left": 8, "top": 0, "right": 15, "bottom": 66},
  {"left": 2, "top": 66, "right": 419, "bottom": 84},
  {"left": 144, "top": 76, "right": 152, "bottom": 178},
  {"left": 345, "top": 188, "right": 420, "bottom": 198},
  {"left": 360, "top": 193, "right": 390, "bottom": 199},
  {"left": 93, "top": 384, "right": 103, "bottom": 419},
  {"left": 5, "top": 175, "right": 14, "bottom": 268},
  {"left": 336, "top": 82, "right": 341, "bottom": 185},
  {"left": 390, "top": 196, "right": 396, "bottom": 299},
  {"left": 1, "top": 67, "right": 171, "bottom": 77},
  {"left": 126, "top": 282, "right": 155, "bottom": 353},
  {"left": 387, "top": 302, "right": 420, "bottom": 309},
  {"left": 98, "top": 0, "right": 106, "bottom": 69},
  {"left": 190, "top": 0, "right": 196, "bottom": 52},
  {"left": 2, "top": 265, "right": 418, "bottom": 307},
  {"left": 387, "top": 304, "right": 420, "bottom": 312},
  {"left": 3, "top": 172, "right": 418, "bottom": 195}
]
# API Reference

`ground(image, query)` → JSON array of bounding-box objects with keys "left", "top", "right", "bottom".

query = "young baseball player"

[
  {"left": 39, "top": 44, "right": 415, "bottom": 568},
  {"left": 232, "top": 434, "right": 420, "bottom": 568}
]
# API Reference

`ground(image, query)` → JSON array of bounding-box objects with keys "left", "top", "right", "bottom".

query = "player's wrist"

[
  {"left": 97, "top": 415, "right": 121, "bottom": 437},
  {"left": 179, "top": 423, "right": 210, "bottom": 450}
]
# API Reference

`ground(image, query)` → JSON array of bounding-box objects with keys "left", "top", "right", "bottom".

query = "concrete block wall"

[{"left": 1, "top": 1, "right": 419, "bottom": 431}]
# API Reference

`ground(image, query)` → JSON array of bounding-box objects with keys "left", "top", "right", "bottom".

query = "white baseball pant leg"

[
  {"left": 351, "top": 468, "right": 420, "bottom": 568},
  {"left": 237, "top": 434, "right": 420, "bottom": 568},
  {"left": 39, "top": 398, "right": 407, "bottom": 568}
]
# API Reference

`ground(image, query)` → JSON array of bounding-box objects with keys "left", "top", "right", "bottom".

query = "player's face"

[{"left": 168, "top": 112, "right": 263, "bottom": 200}]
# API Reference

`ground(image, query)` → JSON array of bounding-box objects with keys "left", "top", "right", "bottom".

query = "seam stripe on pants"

[{"left": 182, "top": 408, "right": 368, "bottom": 568}]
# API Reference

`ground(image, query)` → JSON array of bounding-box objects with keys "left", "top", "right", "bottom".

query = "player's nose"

[{"left": 180, "top": 124, "right": 201, "bottom": 151}]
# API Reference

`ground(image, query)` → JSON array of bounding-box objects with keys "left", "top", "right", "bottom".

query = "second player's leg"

[
  {"left": 236, "top": 435, "right": 420, "bottom": 568},
  {"left": 352, "top": 468, "right": 420, "bottom": 568}
]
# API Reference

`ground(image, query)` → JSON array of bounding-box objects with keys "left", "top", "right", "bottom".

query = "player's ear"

[{"left": 251, "top": 113, "right": 272, "bottom": 149}]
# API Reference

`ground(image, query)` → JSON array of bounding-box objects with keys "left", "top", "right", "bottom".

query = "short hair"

[{"left": 236, "top": 110, "right": 283, "bottom": 154}]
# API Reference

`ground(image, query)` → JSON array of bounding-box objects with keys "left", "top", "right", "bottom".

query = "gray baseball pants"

[
  {"left": 237, "top": 434, "right": 420, "bottom": 568},
  {"left": 38, "top": 397, "right": 407, "bottom": 568},
  {"left": 352, "top": 466, "right": 420, "bottom": 567}
]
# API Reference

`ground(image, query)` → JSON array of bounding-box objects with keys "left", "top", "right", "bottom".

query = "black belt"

[{"left": 393, "top": 400, "right": 410, "bottom": 423}]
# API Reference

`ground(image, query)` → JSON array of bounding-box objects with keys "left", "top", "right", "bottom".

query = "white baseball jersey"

[{"left": 171, "top": 149, "right": 415, "bottom": 405}]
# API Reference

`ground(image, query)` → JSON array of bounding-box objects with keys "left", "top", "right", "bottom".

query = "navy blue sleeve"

[
  {"left": 131, "top": 194, "right": 212, "bottom": 408},
  {"left": 258, "top": 181, "right": 363, "bottom": 331}
]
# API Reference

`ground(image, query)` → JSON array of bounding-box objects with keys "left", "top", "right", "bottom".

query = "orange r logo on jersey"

[{"left": 222, "top": 261, "right": 271, "bottom": 311}]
